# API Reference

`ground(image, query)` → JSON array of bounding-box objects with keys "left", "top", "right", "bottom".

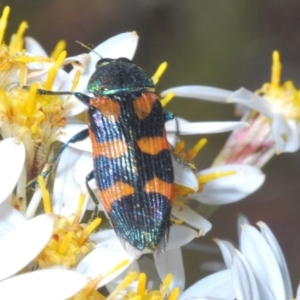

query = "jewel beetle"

[{"left": 31, "top": 57, "right": 175, "bottom": 258}]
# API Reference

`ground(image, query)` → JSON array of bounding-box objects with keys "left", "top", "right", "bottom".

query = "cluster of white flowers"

[{"left": 0, "top": 5, "right": 299, "bottom": 300}]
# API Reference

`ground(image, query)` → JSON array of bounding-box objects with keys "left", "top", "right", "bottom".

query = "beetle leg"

[
  {"left": 27, "top": 129, "right": 89, "bottom": 189},
  {"left": 85, "top": 171, "right": 99, "bottom": 221}
]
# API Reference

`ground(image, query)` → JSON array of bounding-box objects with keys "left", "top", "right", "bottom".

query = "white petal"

[
  {"left": 167, "top": 225, "right": 198, "bottom": 250},
  {"left": 62, "top": 32, "right": 138, "bottom": 116},
  {"left": 229, "top": 88, "right": 272, "bottom": 118},
  {"left": 0, "top": 138, "right": 25, "bottom": 204},
  {"left": 161, "top": 85, "right": 232, "bottom": 102},
  {"left": 172, "top": 156, "right": 198, "bottom": 191},
  {"left": 240, "top": 224, "right": 285, "bottom": 300},
  {"left": 25, "top": 37, "right": 48, "bottom": 56},
  {"left": 297, "top": 284, "right": 300, "bottom": 300},
  {"left": 231, "top": 249, "right": 260, "bottom": 300},
  {"left": 257, "top": 222, "right": 293, "bottom": 300},
  {"left": 52, "top": 147, "right": 87, "bottom": 217},
  {"left": 192, "top": 164, "right": 265, "bottom": 205},
  {"left": 165, "top": 117, "right": 248, "bottom": 135},
  {"left": 56, "top": 122, "right": 92, "bottom": 151},
  {"left": 214, "top": 239, "right": 235, "bottom": 269},
  {"left": 0, "top": 269, "right": 87, "bottom": 300},
  {"left": 154, "top": 248, "right": 185, "bottom": 292},
  {"left": 172, "top": 202, "right": 212, "bottom": 235},
  {"left": 0, "top": 202, "right": 27, "bottom": 238},
  {"left": 237, "top": 214, "right": 250, "bottom": 244},
  {"left": 0, "top": 214, "right": 54, "bottom": 280},
  {"left": 179, "top": 269, "right": 235, "bottom": 300},
  {"left": 272, "top": 115, "right": 300, "bottom": 153},
  {"left": 76, "top": 236, "right": 133, "bottom": 288}
]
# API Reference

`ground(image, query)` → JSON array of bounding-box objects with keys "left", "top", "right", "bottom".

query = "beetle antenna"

[{"left": 75, "top": 40, "right": 102, "bottom": 58}]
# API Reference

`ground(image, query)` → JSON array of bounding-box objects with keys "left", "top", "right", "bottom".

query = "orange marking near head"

[
  {"left": 89, "top": 131, "right": 128, "bottom": 158},
  {"left": 137, "top": 132, "right": 169, "bottom": 155},
  {"left": 133, "top": 92, "right": 158, "bottom": 120},
  {"left": 144, "top": 177, "right": 174, "bottom": 204},
  {"left": 90, "top": 96, "right": 120, "bottom": 121},
  {"left": 98, "top": 181, "right": 135, "bottom": 212}
]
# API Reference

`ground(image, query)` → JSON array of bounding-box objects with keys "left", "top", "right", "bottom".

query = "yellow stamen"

[
  {"left": 161, "top": 274, "right": 173, "bottom": 296},
  {"left": 107, "top": 272, "right": 138, "bottom": 300},
  {"left": 73, "top": 194, "right": 86, "bottom": 224},
  {"left": 9, "top": 21, "right": 28, "bottom": 52},
  {"left": 174, "top": 140, "right": 185, "bottom": 156},
  {"left": 19, "top": 61, "right": 26, "bottom": 87},
  {"left": 58, "top": 231, "right": 73, "bottom": 255},
  {"left": 198, "top": 170, "right": 236, "bottom": 185},
  {"left": 45, "top": 50, "right": 67, "bottom": 90},
  {"left": 152, "top": 61, "right": 167, "bottom": 85},
  {"left": 136, "top": 273, "right": 146, "bottom": 296},
  {"left": 271, "top": 50, "right": 281, "bottom": 89},
  {"left": 78, "top": 217, "right": 101, "bottom": 245},
  {"left": 104, "top": 259, "right": 130, "bottom": 278},
  {"left": 71, "top": 69, "right": 81, "bottom": 92},
  {"left": 168, "top": 287, "right": 180, "bottom": 300},
  {"left": 186, "top": 138, "right": 207, "bottom": 162},
  {"left": 161, "top": 91, "right": 175, "bottom": 107},
  {"left": 44, "top": 67, "right": 56, "bottom": 90},
  {"left": 0, "top": 6, "right": 10, "bottom": 45},
  {"left": 37, "top": 175, "right": 52, "bottom": 214},
  {"left": 50, "top": 40, "right": 66, "bottom": 59},
  {"left": 27, "top": 83, "right": 38, "bottom": 114},
  {"left": 15, "top": 56, "right": 53, "bottom": 63}
]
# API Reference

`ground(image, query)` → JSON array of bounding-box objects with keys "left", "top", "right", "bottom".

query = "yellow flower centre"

[{"left": 257, "top": 50, "right": 300, "bottom": 120}]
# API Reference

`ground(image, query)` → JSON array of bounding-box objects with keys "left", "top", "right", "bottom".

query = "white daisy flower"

[{"left": 162, "top": 51, "right": 300, "bottom": 167}]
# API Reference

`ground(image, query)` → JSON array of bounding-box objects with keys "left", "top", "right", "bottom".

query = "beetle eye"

[{"left": 96, "top": 58, "right": 113, "bottom": 69}]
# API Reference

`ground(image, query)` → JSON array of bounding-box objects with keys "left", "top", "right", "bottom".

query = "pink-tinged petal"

[
  {"left": 167, "top": 225, "right": 198, "bottom": 250},
  {"left": 62, "top": 32, "right": 138, "bottom": 116},
  {"left": 231, "top": 249, "right": 261, "bottom": 300},
  {"left": 0, "top": 269, "right": 87, "bottom": 300},
  {"left": 257, "top": 222, "right": 293, "bottom": 300},
  {"left": 214, "top": 239, "right": 235, "bottom": 269},
  {"left": 25, "top": 37, "right": 48, "bottom": 56},
  {"left": 272, "top": 115, "right": 300, "bottom": 153},
  {"left": 76, "top": 234, "right": 133, "bottom": 288},
  {"left": 172, "top": 157, "right": 198, "bottom": 191},
  {"left": 0, "top": 214, "right": 54, "bottom": 280},
  {"left": 178, "top": 269, "right": 235, "bottom": 300},
  {"left": 172, "top": 202, "right": 212, "bottom": 235},
  {"left": 165, "top": 117, "right": 248, "bottom": 135},
  {"left": 53, "top": 147, "right": 88, "bottom": 217},
  {"left": 0, "top": 138, "right": 25, "bottom": 204},
  {"left": 229, "top": 88, "right": 272, "bottom": 117},
  {"left": 192, "top": 165, "right": 265, "bottom": 205},
  {"left": 0, "top": 202, "right": 27, "bottom": 238},
  {"left": 154, "top": 248, "right": 185, "bottom": 292},
  {"left": 240, "top": 224, "right": 285, "bottom": 300},
  {"left": 57, "top": 122, "right": 91, "bottom": 151},
  {"left": 161, "top": 85, "right": 232, "bottom": 103}
]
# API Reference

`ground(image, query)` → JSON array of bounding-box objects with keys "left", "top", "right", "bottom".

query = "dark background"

[{"left": 6, "top": 0, "right": 300, "bottom": 291}]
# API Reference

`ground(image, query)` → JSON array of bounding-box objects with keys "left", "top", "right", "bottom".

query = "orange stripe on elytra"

[
  {"left": 89, "top": 131, "right": 128, "bottom": 158},
  {"left": 133, "top": 92, "right": 158, "bottom": 120},
  {"left": 90, "top": 96, "right": 120, "bottom": 121},
  {"left": 136, "top": 133, "right": 169, "bottom": 155},
  {"left": 144, "top": 177, "right": 174, "bottom": 204},
  {"left": 98, "top": 181, "right": 135, "bottom": 212}
]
